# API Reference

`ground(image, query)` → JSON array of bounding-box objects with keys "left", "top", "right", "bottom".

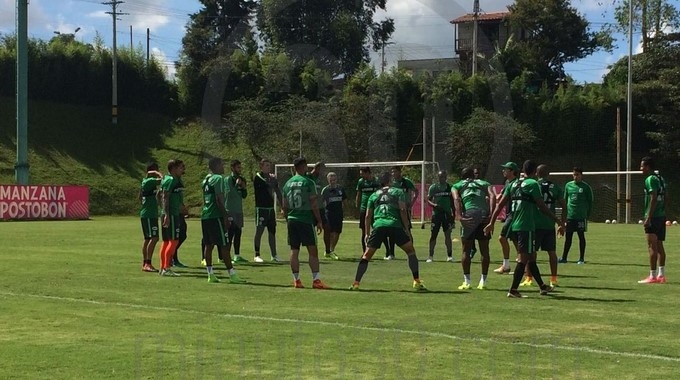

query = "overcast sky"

[{"left": 0, "top": 0, "right": 640, "bottom": 83}]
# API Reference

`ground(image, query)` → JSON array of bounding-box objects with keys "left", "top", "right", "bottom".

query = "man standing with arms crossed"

[
  {"left": 159, "top": 159, "right": 185, "bottom": 277},
  {"left": 225, "top": 159, "right": 248, "bottom": 264},
  {"left": 638, "top": 157, "right": 669, "bottom": 284},
  {"left": 139, "top": 162, "right": 162, "bottom": 272},
  {"left": 321, "top": 172, "right": 346, "bottom": 259},
  {"left": 559, "top": 167, "right": 593, "bottom": 264},
  {"left": 493, "top": 162, "right": 519, "bottom": 274},
  {"left": 426, "top": 170, "right": 455, "bottom": 263},
  {"left": 283, "top": 157, "right": 329, "bottom": 289},
  {"left": 253, "top": 159, "right": 283, "bottom": 263}
]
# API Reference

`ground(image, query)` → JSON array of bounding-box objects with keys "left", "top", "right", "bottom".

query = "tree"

[
  {"left": 257, "top": 0, "right": 394, "bottom": 75},
  {"left": 508, "top": 0, "right": 613, "bottom": 84},
  {"left": 610, "top": 0, "right": 680, "bottom": 52},
  {"left": 177, "top": 0, "right": 257, "bottom": 114}
]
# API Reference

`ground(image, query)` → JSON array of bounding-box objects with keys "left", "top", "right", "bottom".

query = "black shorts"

[
  {"left": 515, "top": 230, "right": 535, "bottom": 255},
  {"left": 161, "top": 215, "right": 182, "bottom": 241},
  {"left": 202, "top": 218, "right": 229, "bottom": 247},
  {"left": 359, "top": 210, "right": 368, "bottom": 230},
  {"left": 367, "top": 227, "right": 410, "bottom": 249},
  {"left": 141, "top": 217, "right": 159, "bottom": 239},
  {"left": 287, "top": 220, "right": 317, "bottom": 249},
  {"left": 566, "top": 219, "right": 587, "bottom": 233},
  {"left": 255, "top": 208, "right": 276, "bottom": 232},
  {"left": 644, "top": 217, "right": 667, "bottom": 241},
  {"left": 325, "top": 212, "right": 343, "bottom": 233},
  {"left": 535, "top": 228, "right": 556, "bottom": 252},
  {"left": 500, "top": 216, "right": 516, "bottom": 241},
  {"left": 460, "top": 209, "right": 490, "bottom": 241},
  {"left": 431, "top": 213, "right": 454, "bottom": 233}
]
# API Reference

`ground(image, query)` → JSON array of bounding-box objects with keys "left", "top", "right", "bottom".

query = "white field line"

[{"left": 1, "top": 291, "right": 678, "bottom": 363}]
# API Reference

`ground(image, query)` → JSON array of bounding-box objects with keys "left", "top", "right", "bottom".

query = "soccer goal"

[
  {"left": 550, "top": 170, "right": 646, "bottom": 224},
  {"left": 274, "top": 160, "right": 440, "bottom": 226}
]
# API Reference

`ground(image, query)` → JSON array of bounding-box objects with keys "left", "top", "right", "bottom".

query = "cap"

[{"left": 501, "top": 162, "right": 519, "bottom": 171}]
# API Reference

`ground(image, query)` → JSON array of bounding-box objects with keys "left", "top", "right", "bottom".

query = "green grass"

[{"left": 1, "top": 219, "right": 678, "bottom": 379}]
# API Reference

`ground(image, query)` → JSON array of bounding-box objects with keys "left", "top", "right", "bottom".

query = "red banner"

[{"left": 0, "top": 185, "right": 89, "bottom": 220}]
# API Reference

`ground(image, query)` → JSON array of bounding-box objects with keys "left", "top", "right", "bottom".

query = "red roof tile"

[{"left": 450, "top": 11, "right": 510, "bottom": 24}]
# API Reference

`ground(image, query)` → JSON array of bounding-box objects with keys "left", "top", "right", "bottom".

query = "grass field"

[{"left": 1, "top": 218, "right": 679, "bottom": 379}]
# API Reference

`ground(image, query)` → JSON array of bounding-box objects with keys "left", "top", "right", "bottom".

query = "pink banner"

[{"left": 0, "top": 185, "right": 89, "bottom": 220}]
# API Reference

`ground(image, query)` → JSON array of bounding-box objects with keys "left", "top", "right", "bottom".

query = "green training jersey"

[
  {"left": 161, "top": 175, "right": 184, "bottom": 216},
  {"left": 644, "top": 173, "right": 666, "bottom": 218},
  {"left": 453, "top": 179, "right": 491, "bottom": 212},
  {"left": 502, "top": 178, "right": 517, "bottom": 216},
  {"left": 305, "top": 172, "right": 325, "bottom": 210},
  {"left": 201, "top": 173, "right": 224, "bottom": 220},
  {"left": 367, "top": 187, "right": 406, "bottom": 229},
  {"left": 283, "top": 174, "right": 318, "bottom": 224},
  {"left": 224, "top": 173, "right": 247, "bottom": 214},
  {"left": 505, "top": 177, "right": 542, "bottom": 232},
  {"left": 564, "top": 181, "right": 593, "bottom": 220},
  {"left": 139, "top": 177, "right": 161, "bottom": 218},
  {"left": 428, "top": 182, "right": 453, "bottom": 215},
  {"left": 356, "top": 177, "right": 381, "bottom": 211},
  {"left": 392, "top": 177, "right": 416, "bottom": 206},
  {"left": 535, "top": 178, "right": 563, "bottom": 230}
]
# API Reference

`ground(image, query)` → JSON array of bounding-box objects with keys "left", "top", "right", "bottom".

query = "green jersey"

[
  {"left": 428, "top": 182, "right": 453, "bottom": 215},
  {"left": 392, "top": 177, "right": 416, "bottom": 206},
  {"left": 644, "top": 173, "right": 666, "bottom": 218},
  {"left": 453, "top": 179, "right": 491, "bottom": 212},
  {"left": 305, "top": 172, "right": 325, "bottom": 210},
  {"left": 502, "top": 178, "right": 518, "bottom": 216},
  {"left": 564, "top": 181, "right": 593, "bottom": 220},
  {"left": 356, "top": 177, "right": 381, "bottom": 211},
  {"left": 139, "top": 177, "right": 161, "bottom": 218},
  {"left": 201, "top": 173, "right": 224, "bottom": 220},
  {"left": 367, "top": 187, "right": 406, "bottom": 229},
  {"left": 504, "top": 177, "right": 542, "bottom": 232},
  {"left": 535, "top": 178, "right": 563, "bottom": 230},
  {"left": 283, "top": 174, "right": 318, "bottom": 224},
  {"left": 161, "top": 175, "right": 184, "bottom": 216},
  {"left": 224, "top": 173, "right": 247, "bottom": 213}
]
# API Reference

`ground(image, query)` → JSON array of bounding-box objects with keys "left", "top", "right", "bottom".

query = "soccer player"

[
  {"left": 253, "top": 159, "right": 283, "bottom": 263},
  {"left": 349, "top": 171, "right": 426, "bottom": 291},
  {"left": 493, "top": 162, "right": 519, "bottom": 274},
  {"left": 387, "top": 166, "right": 418, "bottom": 260},
  {"left": 306, "top": 162, "right": 330, "bottom": 256},
  {"left": 426, "top": 170, "right": 455, "bottom": 263},
  {"left": 169, "top": 162, "right": 188, "bottom": 269},
  {"left": 638, "top": 157, "right": 668, "bottom": 284},
  {"left": 559, "top": 167, "right": 593, "bottom": 264},
  {"left": 225, "top": 159, "right": 248, "bottom": 264},
  {"left": 200, "top": 158, "right": 245, "bottom": 284},
  {"left": 524, "top": 164, "right": 566, "bottom": 287},
  {"left": 282, "top": 157, "right": 329, "bottom": 289},
  {"left": 355, "top": 167, "right": 381, "bottom": 252},
  {"left": 139, "top": 162, "right": 162, "bottom": 272},
  {"left": 321, "top": 172, "right": 346, "bottom": 259},
  {"left": 452, "top": 168, "right": 495, "bottom": 290},
  {"left": 159, "top": 159, "right": 185, "bottom": 276},
  {"left": 485, "top": 160, "right": 563, "bottom": 298}
]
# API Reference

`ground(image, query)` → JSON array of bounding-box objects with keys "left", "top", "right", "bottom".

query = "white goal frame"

[{"left": 274, "top": 161, "right": 440, "bottom": 226}]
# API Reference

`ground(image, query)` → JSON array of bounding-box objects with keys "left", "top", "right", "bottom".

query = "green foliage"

[
  {"left": 445, "top": 108, "right": 537, "bottom": 174},
  {"left": 610, "top": 0, "right": 680, "bottom": 52}
]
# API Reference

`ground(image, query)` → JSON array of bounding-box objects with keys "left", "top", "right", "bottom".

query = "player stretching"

[
  {"left": 283, "top": 157, "right": 329, "bottom": 289},
  {"left": 139, "top": 162, "right": 162, "bottom": 272},
  {"left": 225, "top": 159, "right": 248, "bottom": 264},
  {"left": 159, "top": 159, "right": 185, "bottom": 277},
  {"left": 426, "top": 170, "right": 455, "bottom": 263},
  {"left": 349, "top": 172, "right": 426, "bottom": 291},
  {"left": 560, "top": 167, "right": 593, "bottom": 264},
  {"left": 253, "top": 159, "right": 283, "bottom": 262},
  {"left": 321, "top": 172, "right": 346, "bottom": 259},
  {"left": 638, "top": 157, "right": 668, "bottom": 284}
]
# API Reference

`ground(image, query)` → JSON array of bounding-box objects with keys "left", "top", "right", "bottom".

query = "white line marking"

[{"left": 2, "top": 291, "right": 678, "bottom": 363}]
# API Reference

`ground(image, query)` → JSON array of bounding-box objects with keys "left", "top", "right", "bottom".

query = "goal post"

[
  {"left": 274, "top": 160, "right": 440, "bottom": 226},
  {"left": 550, "top": 170, "right": 645, "bottom": 224}
]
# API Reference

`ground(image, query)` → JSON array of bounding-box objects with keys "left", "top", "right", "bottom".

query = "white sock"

[
  {"left": 293, "top": 272, "right": 300, "bottom": 280},
  {"left": 464, "top": 274, "right": 471, "bottom": 284},
  {"left": 658, "top": 266, "right": 665, "bottom": 276},
  {"left": 228, "top": 268, "right": 236, "bottom": 276},
  {"left": 207, "top": 266, "right": 213, "bottom": 275},
  {"left": 503, "top": 259, "right": 510, "bottom": 268},
  {"left": 480, "top": 274, "right": 487, "bottom": 283},
  {"left": 650, "top": 270, "right": 657, "bottom": 278},
  {"left": 313, "top": 272, "right": 320, "bottom": 280}
]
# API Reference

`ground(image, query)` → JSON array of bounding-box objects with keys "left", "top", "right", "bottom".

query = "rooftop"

[{"left": 450, "top": 11, "right": 510, "bottom": 24}]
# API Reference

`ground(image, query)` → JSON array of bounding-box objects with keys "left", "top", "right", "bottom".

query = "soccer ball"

[
  {"left": 666, "top": 220, "right": 672, "bottom": 226},
  {"left": 612, "top": 220, "right": 617, "bottom": 224},
  {"left": 638, "top": 220, "right": 644, "bottom": 224},
  {"left": 605, "top": 220, "right": 611, "bottom": 224},
  {"left": 674, "top": 221, "right": 678, "bottom": 225}
]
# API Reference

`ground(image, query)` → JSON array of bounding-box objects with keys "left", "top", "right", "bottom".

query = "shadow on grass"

[
  {"left": 549, "top": 294, "right": 635, "bottom": 303},
  {"left": 558, "top": 274, "right": 598, "bottom": 279},
  {"left": 562, "top": 285, "right": 634, "bottom": 291},
  {"left": 565, "top": 262, "right": 649, "bottom": 268}
]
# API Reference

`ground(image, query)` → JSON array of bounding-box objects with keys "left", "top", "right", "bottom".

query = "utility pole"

[
  {"left": 380, "top": 42, "right": 394, "bottom": 74},
  {"left": 104, "top": 0, "right": 128, "bottom": 125},
  {"left": 15, "top": 0, "right": 29, "bottom": 184},
  {"left": 146, "top": 28, "right": 150, "bottom": 65},
  {"left": 472, "top": 0, "right": 480, "bottom": 76},
  {"left": 129, "top": 25, "right": 133, "bottom": 55}
]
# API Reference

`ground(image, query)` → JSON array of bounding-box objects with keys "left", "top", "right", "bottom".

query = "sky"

[{"left": 0, "top": 0, "right": 650, "bottom": 83}]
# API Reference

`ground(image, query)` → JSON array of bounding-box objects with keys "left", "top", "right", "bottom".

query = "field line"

[{"left": 2, "top": 290, "right": 678, "bottom": 363}]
